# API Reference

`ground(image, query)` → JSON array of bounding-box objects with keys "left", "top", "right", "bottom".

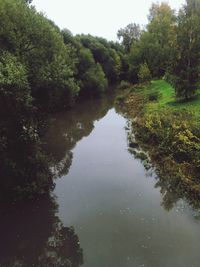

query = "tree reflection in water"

[
  {"left": 126, "top": 147, "right": 200, "bottom": 211},
  {"left": 0, "top": 195, "right": 83, "bottom": 267},
  {"left": 0, "top": 94, "right": 115, "bottom": 266},
  {"left": 125, "top": 124, "right": 200, "bottom": 212},
  {"left": 42, "top": 95, "right": 115, "bottom": 178}
]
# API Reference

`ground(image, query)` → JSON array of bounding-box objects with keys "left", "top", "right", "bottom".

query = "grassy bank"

[
  {"left": 146, "top": 80, "right": 200, "bottom": 119},
  {"left": 118, "top": 80, "right": 200, "bottom": 208}
]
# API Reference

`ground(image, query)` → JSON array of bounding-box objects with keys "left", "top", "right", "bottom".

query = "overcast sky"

[{"left": 33, "top": 0, "right": 185, "bottom": 41}]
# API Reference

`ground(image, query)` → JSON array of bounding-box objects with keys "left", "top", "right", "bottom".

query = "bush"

[
  {"left": 117, "top": 80, "right": 131, "bottom": 90},
  {"left": 134, "top": 110, "right": 200, "bottom": 168},
  {"left": 138, "top": 63, "right": 152, "bottom": 83},
  {"left": 80, "top": 63, "right": 108, "bottom": 96},
  {"left": 0, "top": 52, "right": 30, "bottom": 97}
]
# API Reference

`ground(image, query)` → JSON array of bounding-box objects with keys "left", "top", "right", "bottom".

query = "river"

[{"left": 1, "top": 96, "right": 200, "bottom": 267}]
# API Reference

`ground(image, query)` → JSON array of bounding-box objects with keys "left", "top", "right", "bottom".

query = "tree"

[
  {"left": 78, "top": 35, "right": 121, "bottom": 84},
  {"left": 170, "top": 0, "right": 200, "bottom": 100},
  {"left": 127, "top": 2, "right": 177, "bottom": 81},
  {"left": 138, "top": 63, "right": 152, "bottom": 83},
  {"left": 79, "top": 61, "right": 108, "bottom": 96},
  {"left": 147, "top": 2, "right": 177, "bottom": 75},
  {"left": 0, "top": 0, "right": 79, "bottom": 108},
  {"left": 117, "top": 23, "right": 141, "bottom": 52}
]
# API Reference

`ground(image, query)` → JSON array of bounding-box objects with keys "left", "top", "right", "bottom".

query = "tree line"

[
  {"left": 0, "top": 0, "right": 123, "bottom": 109},
  {"left": 0, "top": 0, "right": 124, "bottom": 199},
  {"left": 118, "top": 0, "right": 200, "bottom": 100}
]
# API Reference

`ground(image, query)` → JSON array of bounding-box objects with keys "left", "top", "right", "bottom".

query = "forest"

[{"left": 1, "top": 0, "right": 200, "bottom": 201}]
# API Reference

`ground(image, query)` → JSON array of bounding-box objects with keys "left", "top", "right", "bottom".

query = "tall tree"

[
  {"left": 171, "top": 0, "right": 200, "bottom": 100},
  {"left": 117, "top": 23, "right": 141, "bottom": 52},
  {"left": 127, "top": 2, "right": 176, "bottom": 81}
]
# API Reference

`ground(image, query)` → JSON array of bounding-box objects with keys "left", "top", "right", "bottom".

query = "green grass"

[{"left": 144, "top": 80, "right": 200, "bottom": 119}]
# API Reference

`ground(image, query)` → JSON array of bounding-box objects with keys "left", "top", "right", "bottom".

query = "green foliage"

[
  {"left": 77, "top": 35, "right": 121, "bottom": 84},
  {"left": 127, "top": 2, "right": 176, "bottom": 81},
  {"left": 72, "top": 46, "right": 107, "bottom": 96},
  {"left": 0, "top": 51, "right": 32, "bottom": 113},
  {"left": 127, "top": 94, "right": 200, "bottom": 197},
  {"left": 0, "top": 0, "right": 79, "bottom": 108},
  {"left": 135, "top": 110, "right": 200, "bottom": 172},
  {"left": 117, "top": 23, "right": 141, "bottom": 52},
  {"left": 0, "top": 52, "right": 54, "bottom": 199},
  {"left": 34, "top": 52, "right": 79, "bottom": 109},
  {"left": 122, "top": 78, "right": 200, "bottom": 206},
  {"left": 81, "top": 63, "right": 108, "bottom": 96},
  {"left": 169, "top": 0, "right": 200, "bottom": 100},
  {"left": 117, "top": 80, "right": 131, "bottom": 90},
  {"left": 0, "top": 51, "right": 30, "bottom": 96},
  {"left": 124, "top": 1, "right": 200, "bottom": 100},
  {"left": 138, "top": 63, "right": 152, "bottom": 83},
  {"left": 0, "top": 52, "right": 27, "bottom": 87}
]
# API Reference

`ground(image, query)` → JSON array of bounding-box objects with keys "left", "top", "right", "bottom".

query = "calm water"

[{"left": 1, "top": 97, "right": 200, "bottom": 266}]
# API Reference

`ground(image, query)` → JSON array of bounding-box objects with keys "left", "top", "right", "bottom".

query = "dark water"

[{"left": 1, "top": 96, "right": 200, "bottom": 266}]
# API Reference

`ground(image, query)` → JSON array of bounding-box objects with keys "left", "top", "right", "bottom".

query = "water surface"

[
  {"left": 1, "top": 97, "right": 200, "bottom": 267},
  {"left": 54, "top": 105, "right": 200, "bottom": 267}
]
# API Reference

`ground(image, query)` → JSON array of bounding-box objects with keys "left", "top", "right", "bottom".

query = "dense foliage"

[
  {"left": 118, "top": 80, "right": 200, "bottom": 209},
  {"left": 120, "top": 0, "right": 200, "bottom": 100},
  {"left": 170, "top": 0, "right": 200, "bottom": 100},
  {"left": 0, "top": 0, "right": 122, "bottom": 199}
]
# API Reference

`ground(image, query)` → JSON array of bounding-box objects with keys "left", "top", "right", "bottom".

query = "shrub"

[
  {"left": 80, "top": 63, "right": 108, "bottom": 96},
  {"left": 134, "top": 110, "right": 200, "bottom": 169},
  {"left": 138, "top": 63, "right": 152, "bottom": 83},
  {"left": 117, "top": 80, "right": 131, "bottom": 90}
]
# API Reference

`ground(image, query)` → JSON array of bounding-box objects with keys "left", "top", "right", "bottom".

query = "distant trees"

[
  {"left": 146, "top": 2, "right": 177, "bottom": 76},
  {"left": 80, "top": 63, "right": 108, "bottom": 96},
  {"left": 122, "top": 1, "right": 200, "bottom": 100},
  {"left": 117, "top": 23, "right": 141, "bottom": 52},
  {"left": 126, "top": 2, "right": 176, "bottom": 82},
  {"left": 77, "top": 35, "right": 121, "bottom": 84},
  {"left": 75, "top": 46, "right": 108, "bottom": 96}
]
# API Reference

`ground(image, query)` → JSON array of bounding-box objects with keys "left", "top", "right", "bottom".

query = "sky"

[{"left": 33, "top": 0, "right": 185, "bottom": 41}]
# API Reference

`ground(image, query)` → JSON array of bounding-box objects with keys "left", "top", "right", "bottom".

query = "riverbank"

[{"left": 117, "top": 80, "right": 200, "bottom": 207}]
